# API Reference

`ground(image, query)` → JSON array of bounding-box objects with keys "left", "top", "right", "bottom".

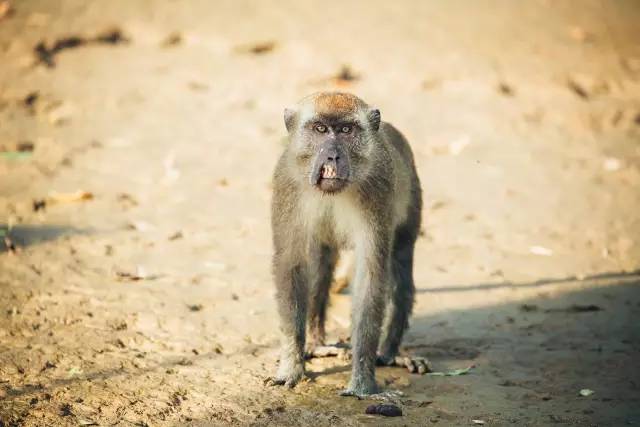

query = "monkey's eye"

[
  {"left": 340, "top": 126, "right": 352, "bottom": 134},
  {"left": 314, "top": 124, "right": 327, "bottom": 133}
]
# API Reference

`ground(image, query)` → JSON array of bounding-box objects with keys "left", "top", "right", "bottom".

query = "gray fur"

[{"left": 269, "top": 92, "right": 422, "bottom": 396}]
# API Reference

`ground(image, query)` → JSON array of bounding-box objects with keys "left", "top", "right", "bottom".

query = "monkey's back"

[{"left": 379, "top": 122, "right": 422, "bottom": 232}]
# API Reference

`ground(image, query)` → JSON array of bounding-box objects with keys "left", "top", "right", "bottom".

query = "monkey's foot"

[
  {"left": 264, "top": 374, "right": 303, "bottom": 388},
  {"left": 376, "top": 354, "right": 432, "bottom": 375},
  {"left": 264, "top": 364, "right": 305, "bottom": 388},
  {"left": 305, "top": 343, "right": 351, "bottom": 360},
  {"left": 340, "top": 378, "right": 379, "bottom": 398}
]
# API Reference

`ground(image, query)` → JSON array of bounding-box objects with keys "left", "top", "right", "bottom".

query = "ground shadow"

[
  {"left": 417, "top": 269, "right": 640, "bottom": 293},
  {"left": 0, "top": 224, "right": 86, "bottom": 252},
  {"left": 403, "top": 276, "right": 640, "bottom": 426}
]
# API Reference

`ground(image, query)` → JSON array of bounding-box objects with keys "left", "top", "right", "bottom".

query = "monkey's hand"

[
  {"left": 376, "top": 354, "right": 432, "bottom": 375},
  {"left": 306, "top": 343, "right": 431, "bottom": 375},
  {"left": 305, "top": 343, "right": 351, "bottom": 361}
]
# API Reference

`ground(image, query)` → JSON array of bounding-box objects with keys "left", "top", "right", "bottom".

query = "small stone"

[{"left": 365, "top": 403, "right": 402, "bottom": 417}]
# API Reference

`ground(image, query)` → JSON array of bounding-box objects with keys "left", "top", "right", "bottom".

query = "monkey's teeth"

[{"left": 321, "top": 164, "right": 338, "bottom": 179}]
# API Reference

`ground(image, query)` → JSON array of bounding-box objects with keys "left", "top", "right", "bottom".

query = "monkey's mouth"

[
  {"left": 316, "top": 164, "right": 347, "bottom": 193},
  {"left": 321, "top": 164, "right": 337, "bottom": 179}
]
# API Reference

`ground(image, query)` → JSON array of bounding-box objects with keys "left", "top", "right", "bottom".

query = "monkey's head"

[{"left": 283, "top": 92, "right": 381, "bottom": 194}]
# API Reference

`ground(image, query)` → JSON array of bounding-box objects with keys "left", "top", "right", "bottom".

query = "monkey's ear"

[
  {"left": 367, "top": 108, "right": 381, "bottom": 132},
  {"left": 284, "top": 108, "right": 296, "bottom": 133}
]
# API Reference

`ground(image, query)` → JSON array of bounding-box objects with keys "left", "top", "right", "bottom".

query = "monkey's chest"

[{"left": 305, "top": 194, "right": 369, "bottom": 250}]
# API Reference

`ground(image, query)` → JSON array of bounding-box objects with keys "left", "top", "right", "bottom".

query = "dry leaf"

[
  {"left": 0, "top": 1, "right": 11, "bottom": 21},
  {"left": 579, "top": 388, "right": 594, "bottom": 397},
  {"left": 47, "top": 190, "right": 93, "bottom": 204}
]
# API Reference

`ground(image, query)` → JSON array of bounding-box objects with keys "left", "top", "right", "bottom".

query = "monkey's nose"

[{"left": 327, "top": 155, "right": 339, "bottom": 161}]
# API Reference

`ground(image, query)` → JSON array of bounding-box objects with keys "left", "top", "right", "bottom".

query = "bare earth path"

[{"left": 1, "top": 1, "right": 639, "bottom": 425}]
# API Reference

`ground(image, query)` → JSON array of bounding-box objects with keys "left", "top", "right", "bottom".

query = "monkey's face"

[
  {"left": 284, "top": 93, "right": 381, "bottom": 194},
  {"left": 303, "top": 118, "right": 356, "bottom": 194}
]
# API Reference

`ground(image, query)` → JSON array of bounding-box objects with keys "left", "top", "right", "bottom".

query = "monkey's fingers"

[
  {"left": 390, "top": 355, "right": 432, "bottom": 375},
  {"left": 263, "top": 376, "right": 297, "bottom": 388},
  {"left": 306, "top": 344, "right": 351, "bottom": 360}
]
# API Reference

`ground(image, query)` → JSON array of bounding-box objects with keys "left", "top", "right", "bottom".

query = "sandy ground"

[{"left": 1, "top": 0, "right": 640, "bottom": 425}]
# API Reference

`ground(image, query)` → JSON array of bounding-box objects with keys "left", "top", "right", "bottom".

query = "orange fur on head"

[{"left": 313, "top": 92, "right": 362, "bottom": 116}]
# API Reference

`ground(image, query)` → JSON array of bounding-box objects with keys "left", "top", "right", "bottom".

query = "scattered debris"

[
  {"left": 41, "top": 360, "right": 57, "bottom": 372},
  {"left": 46, "top": 190, "right": 94, "bottom": 205},
  {"left": 34, "top": 28, "right": 130, "bottom": 68},
  {"left": 472, "top": 420, "right": 486, "bottom": 425},
  {"left": 117, "top": 192, "right": 139, "bottom": 208},
  {"left": 529, "top": 245, "right": 553, "bottom": 256},
  {"left": 365, "top": 403, "right": 402, "bottom": 417},
  {"left": 67, "top": 366, "right": 83, "bottom": 378},
  {"left": 0, "top": 1, "right": 12, "bottom": 21},
  {"left": 161, "top": 32, "right": 183, "bottom": 48},
  {"left": 497, "top": 82, "right": 515, "bottom": 96},
  {"left": 2, "top": 234, "right": 16, "bottom": 253},
  {"left": 187, "top": 304, "right": 203, "bottom": 312},
  {"left": 168, "top": 231, "right": 183, "bottom": 240},
  {"left": 603, "top": 157, "right": 621, "bottom": 172},
  {"left": 115, "top": 266, "right": 160, "bottom": 281},
  {"left": 579, "top": 388, "right": 595, "bottom": 397},
  {"left": 47, "top": 102, "right": 75, "bottom": 125},
  {"left": 567, "top": 74, "right": 609, "bottom": 100},
  {"left": 545, "top": 304, "right": 602, "bottom": 313},
  {"left": 332, "top": 64, "right": 360, "bottom": 86},
  {"left": 16, "top": 141, "right": 35, "bottom": 152},
  {"left": 235, "top": 40, "right": 276, "bottom": 55},
  {"left": 94, "top": 28, "right": 127, "bottom": 44},
  {"left": 23, "top": 92, "right": 39, "bottom": 109},
  {"left": 430, "top": 200, "right": 448, "bottom": 211},
  {"left": 126, "top": 220, "right": 155, "bottom": 232},
  {"left": 520, "top": 304, "right": 539, "bottom": 312},
  {"left": 59, "top": 403, "right": 73, "bottom": 416},
  {"left": 33, "top": 199, "right": 46, "bottom": 212},
  {"left": 428, "top": 365, "right": 475, "bottom": 376}
]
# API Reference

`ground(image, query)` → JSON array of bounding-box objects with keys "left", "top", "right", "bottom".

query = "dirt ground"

[{"left": 1, "top": 0, "right": 640, "bottom": 425}]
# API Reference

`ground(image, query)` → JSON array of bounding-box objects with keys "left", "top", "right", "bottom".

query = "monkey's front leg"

[
  {"left": 341, "top": 245, "right": 389, "bottom": 397},
  {"left": 267, "top": 262, "right": 308, "bottom": 388}
]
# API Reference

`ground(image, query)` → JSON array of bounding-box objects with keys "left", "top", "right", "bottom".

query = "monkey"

[{"left": 267, "top": 92, "right": 425, "bottom": 397}]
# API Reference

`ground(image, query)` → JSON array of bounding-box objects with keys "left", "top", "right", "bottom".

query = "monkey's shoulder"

[{"left": 379, "top": 122, "right": 417, "bottom": 170}]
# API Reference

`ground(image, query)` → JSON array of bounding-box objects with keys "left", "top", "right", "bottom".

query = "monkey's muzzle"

[{"left": 310, "top": 143, "right": 349, "bottom": 194}]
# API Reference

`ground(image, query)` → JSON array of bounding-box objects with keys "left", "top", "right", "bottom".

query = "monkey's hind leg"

[
  {"left": 306, "top": 243, "right": 337, "bottom": 354},
  {"left": 266, "top": 263, "right": 308, "bottom": 388},
  {"left": 377, "top": 222, "right": 420, "bottom": 368},
  {"left": 340, "top": 243, "right": 388, "bottom": 397}
]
